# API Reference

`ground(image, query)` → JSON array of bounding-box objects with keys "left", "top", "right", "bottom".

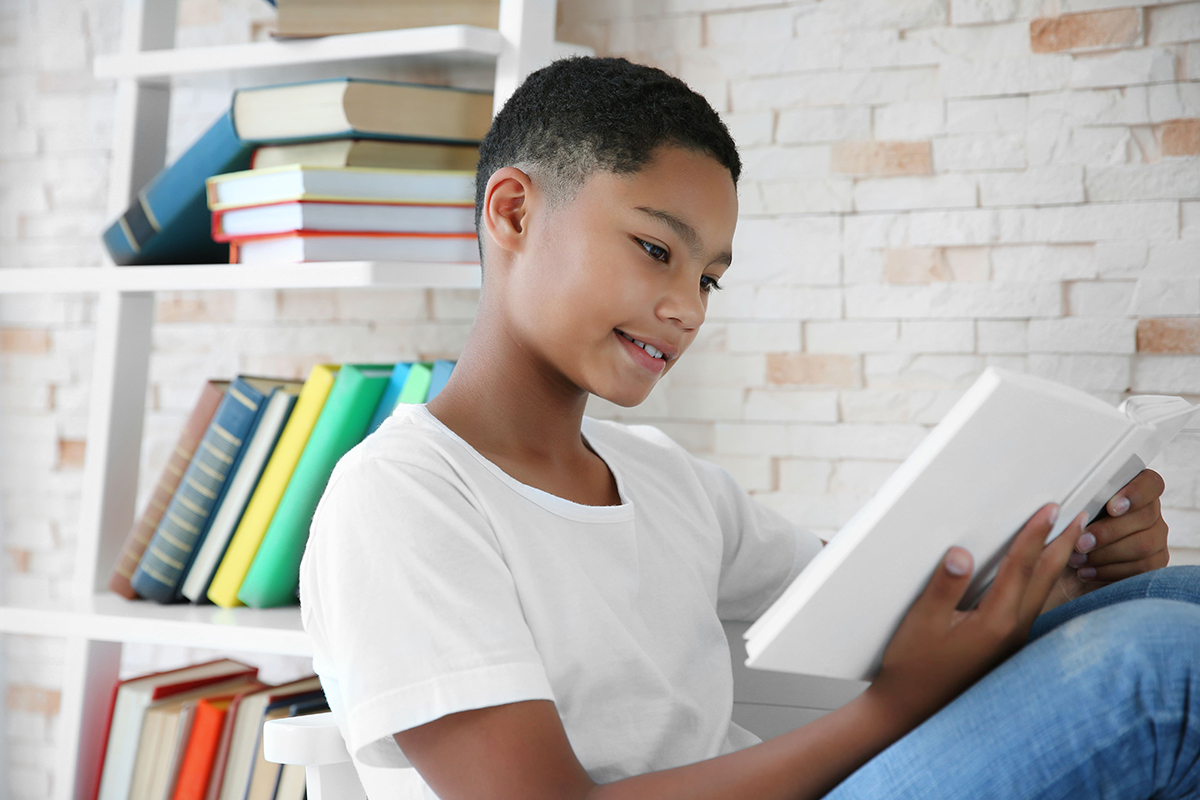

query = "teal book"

[
  {"left": 365, "top": 362, "right": 412, "bottom": 435},
  {"left": 397, "top": 362, "right": 434, "bottom": 405},
  {"left": 130, "top": 376, "right": 298, "bottom": 603},
  {"left": 102, "top": 78, "right": 493, "bottom": 266},
  {"left": 426, "top": 359, "right": 455, "bottom": 400},
  {"left": 236, "top": 364, "right": 394, "bottom": 608}
]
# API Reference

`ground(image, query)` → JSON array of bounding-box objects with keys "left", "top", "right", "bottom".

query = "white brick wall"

[{"left": 2, "top": 0, "right": 1200, "bottom": 796}]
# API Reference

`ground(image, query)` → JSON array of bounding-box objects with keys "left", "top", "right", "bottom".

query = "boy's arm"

[{"left": 395, "top": 505, "right": 1086, "bottom": 800}]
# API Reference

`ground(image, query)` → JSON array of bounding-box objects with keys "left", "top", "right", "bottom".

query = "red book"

[
  {"left": 107, "top": 381, "right": 227, "bottom": 599},
  {"left": 90, "top": 660, "right": 258, "bottom": 800},
  {"left": 170, "top": 690, "right": 258, "bottom": 800}
]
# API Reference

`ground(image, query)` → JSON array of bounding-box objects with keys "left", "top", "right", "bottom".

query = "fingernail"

[
  {"left": 1078, "top": 567, "right": 1097, "bottom": 580},
  {"left": 1048, "top": 505, "right": 1060, "bottom": 526},
  {"left": 1110, "top": 497, "right": 1130, "bottom": 516},
  {"left": 1077, "top": 532, "right": 1096, "bottom": 552},
  {"left": 1069, "top": 552, "right": 1088, "bottom": 567},
  {"left": 946, "top": 551, "right": 971, "bottom": 576}
]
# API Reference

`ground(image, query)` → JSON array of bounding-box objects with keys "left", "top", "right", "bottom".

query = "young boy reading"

[{"left": 300, "top": 57, "right": 1200, "bottom": 799}]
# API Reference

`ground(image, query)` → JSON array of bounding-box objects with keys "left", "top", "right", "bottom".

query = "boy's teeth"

[{"left": 619, "top": 330, "right": 665, "bottom": 360}]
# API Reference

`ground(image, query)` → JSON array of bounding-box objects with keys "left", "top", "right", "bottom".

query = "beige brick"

[
  {"left": 155, "top": 292, "right": 235, "bottom": 323},
  {"left": 0, "top": 328, "right": 52, "bottom": 354},
  {"left": 6, "top": 684, "right": 60, "bottom": 716},
  {"left": 1137, "top": 319, "right": 1200, "bottom": 354},
  {"left": 7, "top": 548, "right": 31, "bottom": 573},
  {"left": 884, "top": 248, "right": 950, "bottom": 283},
  {"left": 766, "top": 354, "right": 861, "bottom": 388},
  {"left": 1030, "top": 8, "right": 1142, "bottom": 54},
  {"left": 1163, "top": 119, "right": 1200, "bottom": 156},
  {"left": 56, "top": 438, "right": 85, "bottom": 469},
  {"left": 831, "top": 140, "right": 931, "bottom": 176}
]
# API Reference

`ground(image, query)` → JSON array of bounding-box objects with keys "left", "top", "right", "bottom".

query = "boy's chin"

[{"left": 593, "top": 385, "right": 656, "bottom": 409}]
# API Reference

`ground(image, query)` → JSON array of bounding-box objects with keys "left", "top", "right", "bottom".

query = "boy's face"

[{"left": 505, "top": 145, "right": 738, "bottom": 407}]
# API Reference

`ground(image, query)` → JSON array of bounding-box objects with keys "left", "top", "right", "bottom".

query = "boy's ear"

[{"left": 482, "top": 167, "right": 534, "bottom": 257}]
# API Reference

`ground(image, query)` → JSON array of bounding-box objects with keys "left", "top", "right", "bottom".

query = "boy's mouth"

[{"left": 616, "top": 329, "right": 667, "bottom": 361}]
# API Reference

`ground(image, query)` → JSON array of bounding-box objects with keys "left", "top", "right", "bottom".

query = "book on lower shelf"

[
  {"left": 114, "top": 360, "right": 454, "bottom": 608},
  {"left": 92, "top": 660, "right": 326, "bottom": 800},
  {"left": 744, "top": 368, "right": 1200, "bottom": 682},
  {"left": 102, "top": 78, "right": 489, "bottom": 267}
]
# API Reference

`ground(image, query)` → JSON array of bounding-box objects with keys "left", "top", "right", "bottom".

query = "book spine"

[
  {"left": 206, "top": 366, "right": 339, "bottom": 608},
  {"left": 130, "top": 380, "right": 266, "bottom": 602},
  {"left": 365, "top": 362, "right": 411, "bottom": 436},
  {"left": 108, "top": 381, "right": 225, "bottom": 599},
  {"left": 236, "top": 366, "right": 391, "bottom": 608},
  {"left": 102, "top": 111, "right": 253, "bottom": 267}
]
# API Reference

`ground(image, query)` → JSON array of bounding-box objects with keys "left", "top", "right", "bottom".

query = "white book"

[
  {"left": 216, "top": 201, "right": 476, "bottom": 238},
  {"left": 235, "top": 232, "right": 479, "bottom": 264},
  {"left": 180, "top": 388, "right": 299, "bottom": 603},
  {"left": 207, "top": 165, "right": 476, "bottom": 210},
  {"left": 745, "top": 368, "right": 1199, "bottom": 682}
]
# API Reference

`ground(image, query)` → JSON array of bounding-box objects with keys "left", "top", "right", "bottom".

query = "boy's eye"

[
  {"left": 636, "top": 238, "right": 669, "bottom": 262},
  {"left": 700, "top": 275, "right": 723, "bottom": 294}
]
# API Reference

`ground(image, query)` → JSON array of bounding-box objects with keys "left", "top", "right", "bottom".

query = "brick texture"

[
  {"left": 830, "top": 141, "right": 932, "bottom": 176},
  {"left": 1030, "top": 9, "right": 1142, "bottom": 54},
  {"left": 1163, "top": 119, "right": 1200, "bottom": 156},
  {"left": 1, "top": 328, "right": 52, "bottom": 354},
  {"left": 1137, "top": 319, "right": 1200, "bottom": 353},
  {"left": 766, "top": 354, "right": 861, "bottom": 388}
]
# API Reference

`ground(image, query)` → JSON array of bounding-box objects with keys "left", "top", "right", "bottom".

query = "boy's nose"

[{"left": 656, "top": 275, "right": 706, "bottom": 331}]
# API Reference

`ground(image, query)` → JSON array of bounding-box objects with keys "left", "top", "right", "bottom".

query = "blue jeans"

[{"left": 827, "top": 565, "right": 1200, "bottom": 799}]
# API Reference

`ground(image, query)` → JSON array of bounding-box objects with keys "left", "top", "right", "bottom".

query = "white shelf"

[
  {"left": 0, "top": 262, "right": 482, "bottom": 293},
  {"left": 0, "top": 593, "right": 310, "bottom": 656},
  {"left": 94, "top": 25, "right": 503, "bottom": 80}
]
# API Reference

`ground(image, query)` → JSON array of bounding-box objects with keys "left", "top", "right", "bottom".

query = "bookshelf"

[{"left": 0, "top": 2, "right": 590, "bottom": 798}]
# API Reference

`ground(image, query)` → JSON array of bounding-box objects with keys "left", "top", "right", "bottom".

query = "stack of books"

[
  {"left": 101, "top": 78, "right": 488, "bottom": 266},
  {"left": 92, "top": 659, "right": 324, "bottom": 800},
  {"left": 109, "top": 360, "right": 454, "bottom": 608}
]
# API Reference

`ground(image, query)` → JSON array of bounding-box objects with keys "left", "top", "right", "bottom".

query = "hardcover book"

[
  {"left": 237, "top": 364, "right": 394, "bottom": 608},
  {"left": 207, "top": 365, "right": 339, "bottom": 608},
  {"left": 130, "top": 377, "right": 299, "bottom": 603},
  {"left": 426, "top": 359, "right": 456, "bottom": 401},
  {"left": 744, "top": 368, "right": 1200, "bottom": 682},
  {"left": 366, "top": 361, "right": 413, "bottom": 435},
  {"left": 250, "top": 139, "right": 479, "bottom": 171},
  {"left": 102, "top": 78, "right": 491, "bottom": 266},
  {"left": 212, "top": 200, "right": 477, "bottom": 240},
  {"left": 206, "top": 165, "right": 477, "bottom": 209},
  {"left": 180, "top": 384, "right": 302, "bottom": 603},
  {"left": 108, "top": 380, "right": 226, "bottom": 599},
  {"left": 230, "top": 230, "right": 479, "bottom": 264},
  {"left": 274, "top": 0, "right": 499, "bottom": 37}
]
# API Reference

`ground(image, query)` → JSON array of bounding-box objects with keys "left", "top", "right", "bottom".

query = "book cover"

[
  {"left": 743, "top": 369, "right": 1200, "bottom": 682},
  {"left": 426, "top": 359, "right": 455, "bottom": 401},
  {"left": 93, "top": 660, "right": 257, "bottom": 800},
  {"left": 206, "top": 165, "right": 477, "bottom": 210},
  {"left": 237, "top": 364, "right": 394, "bottom": 608},
  {"left": 243, "top": 690, "right": 327, "bottom": 800},
  {"left": 250, "top": 138, "right": 479, "bottom": 171},
  {"left": 397, "top": 361, "right": 434, "bottom": 405},
  {"left": 181, "top": 385, "right": 301, "bottom": 603},
  {"left": 274, "top": 0, "right": 499, "bottom": 37},
  {"left": 211, "top": 199, "right": 477, "bottom": 240},
  {"left": 231, "top": 230, "right": 479, "bottom": 264},
  {"left": 170, "top": 696, "right": 233, "bottom": 800},
  {"left": 365, "top": 362, "right": 412, "bottom": 435},
  {"left": 108, "top": 381, "right": 227, "bottom": 599},
  {"left": 130, "top": 377, "right": 292, "bottom": 603},
  {"left": 206, "top": 365, "right": 339, "bottom": 608},
  {"left": 200, "top": 682, "right": 269, "bottom": 800}
]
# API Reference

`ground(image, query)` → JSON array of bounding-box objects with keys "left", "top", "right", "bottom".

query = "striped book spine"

[{"left": 130, "top": 379, "right": 267, "bottom": 602}]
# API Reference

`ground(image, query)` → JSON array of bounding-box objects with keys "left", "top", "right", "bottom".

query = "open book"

[{"left": 744, "top": 368, "right": 1199, "bottom": 682}]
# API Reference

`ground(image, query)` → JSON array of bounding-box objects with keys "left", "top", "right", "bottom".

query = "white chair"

[{"left": 264, "top": 622, "right": 866, "bottom": 798}]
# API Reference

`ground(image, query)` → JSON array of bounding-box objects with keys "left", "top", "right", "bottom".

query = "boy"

[{"left": 300, "top": 57, "right": 1200, "bottom": 799}]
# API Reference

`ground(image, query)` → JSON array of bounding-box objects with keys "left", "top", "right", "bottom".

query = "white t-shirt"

[{"left": 299, "top": 404, "right": 822, "bottom": 797}]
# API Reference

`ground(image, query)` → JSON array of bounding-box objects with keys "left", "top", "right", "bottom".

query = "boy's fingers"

[
  {"left": 1082, "top": 499, "right": 1161, "bottom": 553},
  {"left": 978, "top": 504, "right": 1060, "bottom": 618},
  {"left": 1076, "top": 521, "right": 1167, "bottom": 568},
  {"left": 1079, "top": 549, "right": 1170, "bottom": 582},
  {"left": 912, "top": 547, "right": 974, "bottom": 623},
  {"left": 1018, "top": 512, "right": 1087, "bottom": 626},
  {"left": 1107, "top": 469, "right": 1165, "bottom": 517}
]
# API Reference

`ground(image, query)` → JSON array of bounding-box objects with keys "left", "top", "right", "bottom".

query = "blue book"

[
  {"left": 130, "top": 376, "right": 298, "bottom": 602},
  {"left": 427, "top": 359, "right": 455, "bottom": 401},
  {"left": 366, "top": 362, "right": 410, "bottom": 435},
  {"left": 102, "top": 78, "right": 493, "bottom": 266}
]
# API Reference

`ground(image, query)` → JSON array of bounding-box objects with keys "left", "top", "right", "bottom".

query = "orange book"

[{"left": 171, "top": 696, "right": 233, "bottom": 800}]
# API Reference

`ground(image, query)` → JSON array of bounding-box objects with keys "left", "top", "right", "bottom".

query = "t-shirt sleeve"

[
  {"left": 299, "top": 449, "right": 555, "bottom": 767},
  {"left": 685, "top": 453, "right": 824, "bottom": 622}
]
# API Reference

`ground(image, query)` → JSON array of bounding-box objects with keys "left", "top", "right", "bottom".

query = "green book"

[
  {"left": 397, "top": 362, "right": 433, "bottom": 405},
  {"left": 235, "top": 364, "right": 394, "bottom": 608}
]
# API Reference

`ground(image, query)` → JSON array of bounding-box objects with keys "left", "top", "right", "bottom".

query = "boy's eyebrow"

[{"left": 635, "top": 206, "right": 732, "bottom": 267}]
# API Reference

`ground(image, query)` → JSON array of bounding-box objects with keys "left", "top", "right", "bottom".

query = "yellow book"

[{"left": 206, "top": 364, "right": 339, "bottom": 608}]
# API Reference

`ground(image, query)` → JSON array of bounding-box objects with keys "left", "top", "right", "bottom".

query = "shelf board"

[
  {"left": 0, "top": 593, "right": 311, "bottom": 656},
  {"left": 94, "top": 25, "right": 503, "bottom": 80},
  {"left": 0, "top": 262, "right": 482, "bottom": 293}
]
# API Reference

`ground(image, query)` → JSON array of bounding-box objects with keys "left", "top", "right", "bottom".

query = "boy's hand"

[
  {"left": 1041, "top": 469, "right": 1169, "bottom": 612},
  {"left": 870, "top": 505, "right": 1086, "bottom": 727}
]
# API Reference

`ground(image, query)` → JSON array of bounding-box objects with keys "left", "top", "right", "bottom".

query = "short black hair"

[{"left": 474, "top": 57, "right": 741, "bottom": 261}]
